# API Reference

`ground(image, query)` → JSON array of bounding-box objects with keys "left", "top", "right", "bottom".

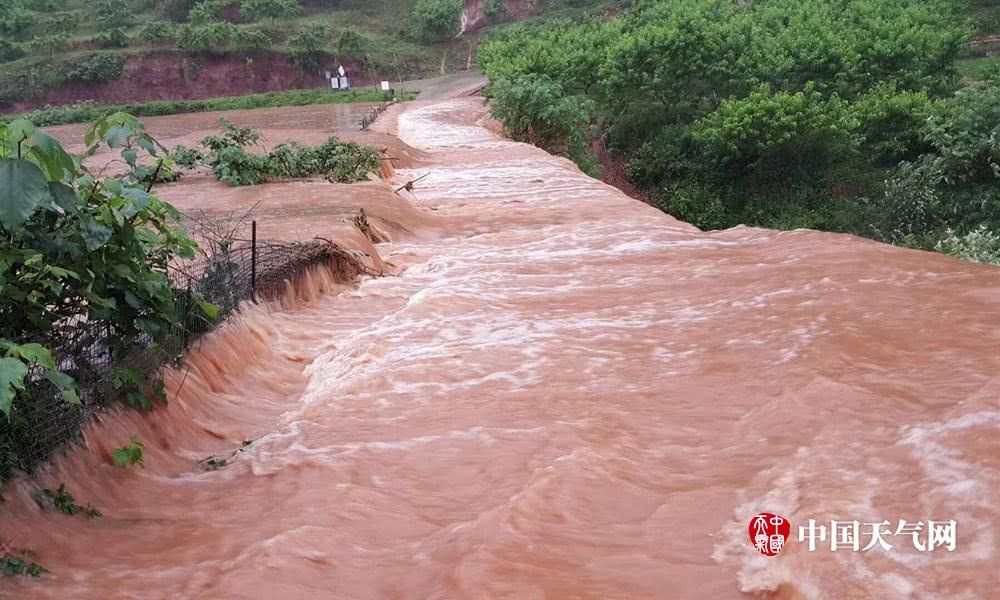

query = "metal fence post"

[{"left": 251, "top": 220, "right": 257, "bottom": 296}]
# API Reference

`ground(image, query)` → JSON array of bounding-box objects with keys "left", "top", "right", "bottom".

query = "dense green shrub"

[
  {"left": 0, "top": 0, "right": 33, "bottom": 39},
  {"left": 412, "top": 0, "right": 462, "bottom": 42},
  {"left": 287, "top": 25, "right": 329, "bottom": 70},
  {"left": 336, "top": 29, "right": 366, "bottom": 57},
  {"left": 134, "top": 21, "right": 178, "bottom": 44},
  {"left": 194, "top": 118, "right": 381, "bottom": 185},
  {"left": 852, "top": 84, "right": 937, "bottom": 165},
  {"left": 486, "top": 75, "right": 595, "bottom": 172},
  {"left": 64, "top": 54, "right": 126, "bottom": 84},
  {"left": 233, "top": 25, "right": 273, "bottom": 49},
  {"left": 26, "top": 33, "right": 69, "bottom": 57},
  {"left": 240, "top": 0, "right": 301, "bottom": 22},
  {"left": 35, "top": 11, "right": 77, "bottom": 35},
  {"left": 0, "top": 114, "right": 197, "bottom": 418},
  {"left": 924, "top": 85, "right": 1000, "bottom": 182},
  {"left": 159, "top": 0, "right": 198, "bottom": 22},
  {"left": 935, "top": 225, "right": 1000, "bottom": 264},
  {"left": 189, "top": 0, "right": 229, "bottom": 23},
  {"left": 653, "top": 183, "right": 732, "bottom": 231},
  {"left": 0, "top": 39, "right": 24, "bottom": 63},
  {"left": 178, "top": 21, "right": 238, "bottom": 49},
  {"left": 210, "top": 145, "right": 271, "bottom": 185},
  {"left": 691, "top": 85, "right": 859, "bottom": 181},
  {"left": 93, "top": 27, "right": 130, "bottom": 48},
  {"left": 96, "top": 0, "right": 132, "bottom": 29},
  {"left": 479, "top": 0, "right": 995, "bottom": 264}
]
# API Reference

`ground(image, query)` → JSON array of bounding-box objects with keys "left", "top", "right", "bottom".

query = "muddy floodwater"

[{"left": 2, "top": 96, "right": 999, "bottom": 599}]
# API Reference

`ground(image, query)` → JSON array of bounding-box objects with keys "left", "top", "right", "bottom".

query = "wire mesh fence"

[
  {"left": 0, "top": 230, "right": 375, "bottom": 483},
  {"left": 360, "top": 101, "right": 392, "bottom": 130}
]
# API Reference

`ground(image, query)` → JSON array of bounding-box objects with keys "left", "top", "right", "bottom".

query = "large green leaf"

[
  {"left": 0, "top": 357, "right": 29, "bottom": 418},
  {"left": 0, "top": 159, "right": 51, "bottom": 229},
  {"left": 7, "top": 342, "right": 56, "bottom": 370},
  {"left": 30, "top": 131, "right": 77, "bottom": 182},
  {"left": 43, "top": 370, "right": 80, "bottom": 405},
  {"left": 49, "top": 182, "right": 80, "bottom": 214},
  {"left": 82, "top": 217, "right": 113, "bottom": 250}
]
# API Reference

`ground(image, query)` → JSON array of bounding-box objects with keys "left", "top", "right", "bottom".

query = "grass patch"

[{"left": 4, "top": 88, "right": 412, "bottom": 127}]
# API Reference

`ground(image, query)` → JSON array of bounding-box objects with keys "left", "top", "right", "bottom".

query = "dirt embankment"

[{"left": 12, "top": 51, "right": 374, "bottom": 113}]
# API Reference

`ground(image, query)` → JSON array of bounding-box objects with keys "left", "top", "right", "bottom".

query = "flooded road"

[{"left": 2, "top": 97, "right": 999, "bottom": 599}]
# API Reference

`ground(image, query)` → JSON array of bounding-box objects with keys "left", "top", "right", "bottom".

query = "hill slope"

[{"left": 0, "top": 0, "right": 611, "bottom": 112}]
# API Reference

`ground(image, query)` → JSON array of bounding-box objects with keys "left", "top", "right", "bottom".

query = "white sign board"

[
  {"left": 380, "top": 80, "right": 390, "bottom": 91},
  {"left": 331, "top": 78, "right": 340, "bottom": 89}
]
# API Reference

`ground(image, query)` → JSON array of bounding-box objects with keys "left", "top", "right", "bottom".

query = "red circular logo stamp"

[{"left": 749, "top": 513, "right": 791, "bottom": 556}]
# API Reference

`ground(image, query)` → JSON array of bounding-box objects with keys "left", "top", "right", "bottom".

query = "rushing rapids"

[{"left": 1, "top": 96, "right": 999, "bottom": 599}]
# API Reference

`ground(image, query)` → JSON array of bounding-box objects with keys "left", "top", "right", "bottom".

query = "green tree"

[
  {"left": 0, "top": 0, "right": 33, "bottom": 40},
  {"left": 27, "top": 33, "right": 70, "bottom": 58},
  {"left": 95, "top": 0, "right": 132, "bottom": 29},
  {"left": 287, "top": 25, "right": 329, "bottom": 71},
  {"left": 412, "top": 0, "right": 462, "bottom": 42},
  {"left": 336, "top": 29, "right": 365, "bottom": 57}
]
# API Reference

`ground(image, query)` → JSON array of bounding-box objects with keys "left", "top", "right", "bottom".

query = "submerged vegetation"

[
  {"left": 37, "top": 483, "right": 102, "bottom": 518},
  {"left": 480, "top": 0, "right": 1000, "bottom": 263},
  {"left": 0, "top": 548, "right": 46, "bottom": 578},
  {"left": 172, "top": 118, "right": 383, "bottom": 186}
]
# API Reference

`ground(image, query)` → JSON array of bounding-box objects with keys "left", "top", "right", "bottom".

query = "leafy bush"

[
  {"left": 195, "top": 118, "right": 381, "bottom": 185},
  {"left": 0, "top": 114, "right": 197, "bottom": 418},
  {"left": 0, "top": 0, "right": 33, "bottom": 40},
  {"left": 178, "top": 21, "right": 238, "bottom": 49},
  {"left": 412, "top": 0, "right": 462, "bottom": 42},
  {"left": 233, "top": 25, "right": 273, "bottom": 49},
  {"left": 0, "top": 39, "right": 24, "bottom": 63},
  {"left": 240, "top": 0, "right": 301, "bottom": 22},
  {"left": 287, "top": 24, "right": 329, "bottom": 70},
  {"left": 935, "top": 225, "right": 1000, "bottom": 264},
  {"left": 336, "top": 29, "right": 366, "bottom": 57},
  {"left": 852, "top": 84, "right": 937, "bottom": 164},
  {"left": 159, "top": 0, "right": 198, "bottom": 22},
  {"left": 189, "top": 0, "right": 229, "bottom": 23},
  {"left": 26, "top": 33, "right": 69, "bottom": 57},
  {"left": 36, "top": 11, "right": 78, "bottom": 35},
  {"left": 134, "top": 21, "right": 178, "bottom": 44},
  {"left": 64, "top": 54, "right": 126, "bottom": 84},
  {"left": 867, "top": 156, "right": 945, "bottom": 243},
  {"left": 925, "top": 85, "right": 1000, "bottom": 182},
  {"left": 95, "top": 0, "right": 132, "bottom": 29},
  {"left": 486, "top": 75, "right": 593, "bottom": 165},
  {"left": 653, "top": 183, "right": 732, "bottom": 231},
  {"left": 93, "top": 27, "right": 130, "bottom": 48},
  {"left": 210, "top": 145, "right": 271, "bottom": 185},
  {"left": 691, "top": 85, "right": 859, "bottom": 180}
]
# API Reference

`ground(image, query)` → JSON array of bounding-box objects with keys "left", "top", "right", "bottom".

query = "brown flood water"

[{"left": 2, "top": 98, "right": 1000, "bottom": 599}]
